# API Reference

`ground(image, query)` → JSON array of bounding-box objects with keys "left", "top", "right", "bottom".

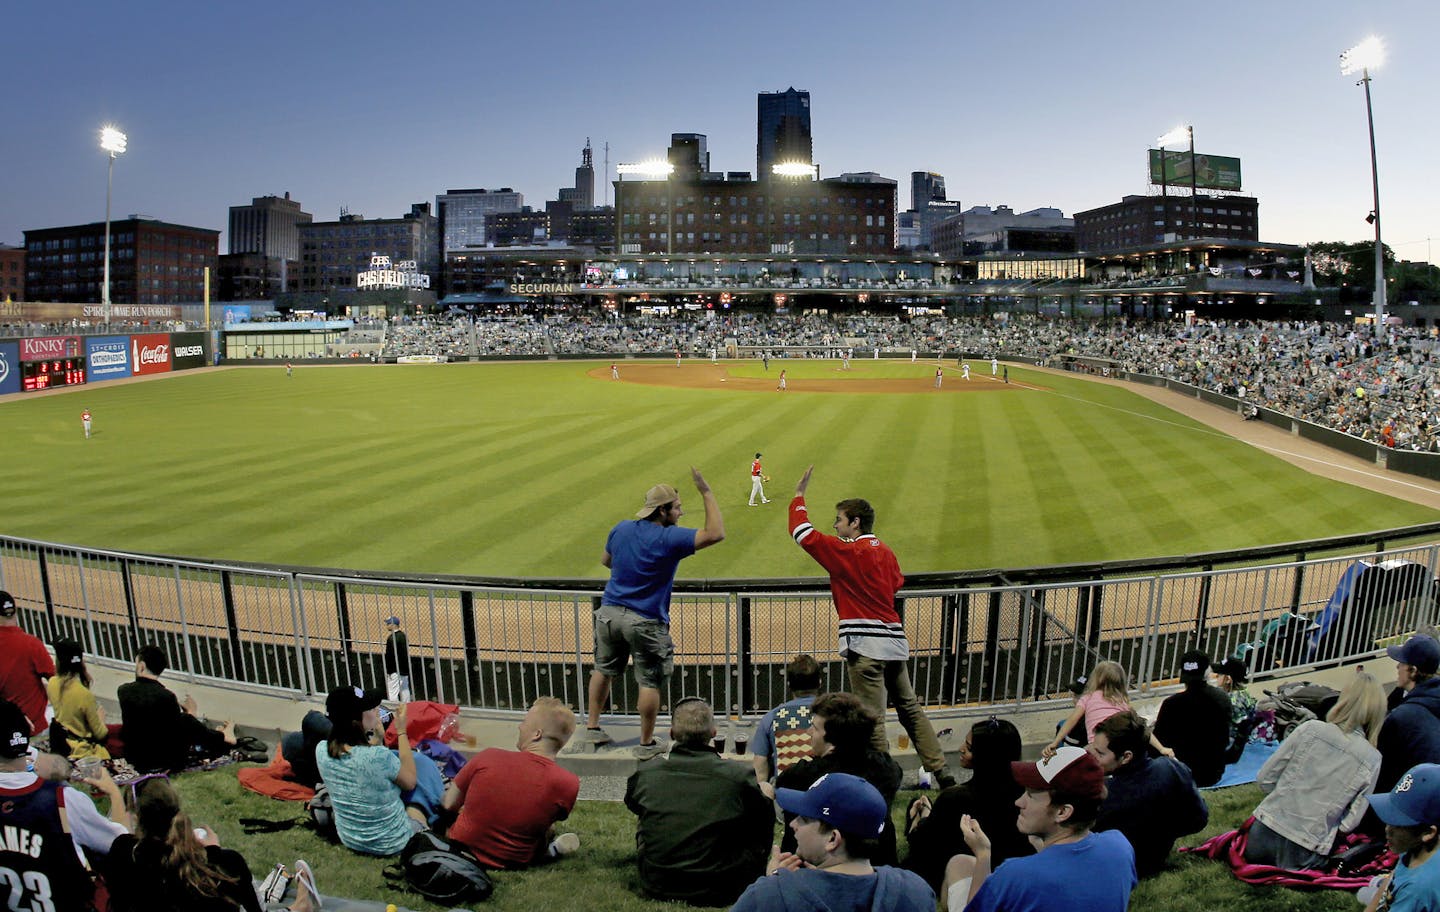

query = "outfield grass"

[
  {"left": 167, "top": 770, "right": 1359, "bottom": 912},
  {"left": 2, "top": 360, "right": 1434, "bottom": 579}
]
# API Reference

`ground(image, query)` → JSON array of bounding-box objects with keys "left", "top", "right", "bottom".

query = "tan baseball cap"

[{"left": 637, "top": 484, "right": 680, "bottom": 517}]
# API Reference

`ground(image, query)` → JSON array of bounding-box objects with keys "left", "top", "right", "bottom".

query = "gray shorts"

[{"left": 593, "top": 604, "right": 674, "bottom": 690}]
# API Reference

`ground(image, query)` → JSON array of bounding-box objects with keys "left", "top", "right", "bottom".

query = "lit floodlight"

[
  {"left": 616, "top": 159, "right": 674, "bottom": 177},
  {"left": 1156, "top": 124, "right": 1190, "bottom": 147},
  {"left": 771, "top": 161, "right": 816, "bottom": 177},
  {"left": 1340, "top": 36, "right": 1384, "bottom": 75},
  {"left": 100, "top": 126, "right": 127, "bottom": 156}
]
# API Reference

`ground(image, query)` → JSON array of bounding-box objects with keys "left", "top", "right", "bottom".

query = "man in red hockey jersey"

[{"left": 787, "top": 466, "right": 954, "bottom": 788}]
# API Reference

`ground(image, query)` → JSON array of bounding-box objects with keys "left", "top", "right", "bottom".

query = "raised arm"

[{"left": 691, "top": 467, "right": 725, "bottom": 550}]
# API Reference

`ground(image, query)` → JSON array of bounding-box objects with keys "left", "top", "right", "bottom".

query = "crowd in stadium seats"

[{"left": 362, "top": 311, "right": 1440, "bottom": 452}]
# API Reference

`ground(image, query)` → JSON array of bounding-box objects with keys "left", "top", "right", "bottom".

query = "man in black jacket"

[
  {"left": 624, "top": 697, "right": 773, "bottom": 906},
  {"left": 1152, "top": 650, "right": 1231, "bottom": 786},
  {"left": 117, "top": 644, "right": 235, "bottom": 772},
  {"left": 1091, "top": 711, "right": 1209, "bottom": 877}
]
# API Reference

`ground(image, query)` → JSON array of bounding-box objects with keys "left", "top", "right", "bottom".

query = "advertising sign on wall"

[
  {"left": 130, "top": 333, "right": 172, "bottom": 376},
  {"left": 1148, "top": 150, "right": 1243, "bottom": 192},
  {"left": 170, "top": 332, "right": 209, "bottom": 371},
  {"left": 85, "top": 336, "right": 133, "bottom": 382},
  {"left": 21, "top": 336, "right": 83, "bottom": 362},
  {"left": 0, "top": 342, "right": 18, "bottom": 395},
  {"left": 222, "top": 304, "right": 252, "bottom": 324}
]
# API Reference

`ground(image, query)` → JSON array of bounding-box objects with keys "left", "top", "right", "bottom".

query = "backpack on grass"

[
  {"left": 307, "top": 784, "right": 338, "bottom": 843},
  {"left": 386, "top": 830, "right": 494, "bottom": 905}
]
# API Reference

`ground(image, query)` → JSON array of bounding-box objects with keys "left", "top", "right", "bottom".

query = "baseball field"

[{"left": 1, "top": 357, "right": 1434, "bottom": 580}]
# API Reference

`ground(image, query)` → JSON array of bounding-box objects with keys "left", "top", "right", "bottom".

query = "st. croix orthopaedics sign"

[{"left": 356, "top": 255, "right": 431, "bottom": 290}]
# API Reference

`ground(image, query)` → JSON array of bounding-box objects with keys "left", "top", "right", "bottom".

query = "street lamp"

[
  {"left": 1157, "top": 124, "right": 1196, "bottom": 240},
  {"left": 99, "top": 125, "right": 128, "bottom": 328},
  {"left": 1340, "top": 36, "right": 1386, "bottom": 340}
]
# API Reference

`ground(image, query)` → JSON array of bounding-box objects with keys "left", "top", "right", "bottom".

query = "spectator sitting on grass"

[
  {"left": 625, "top": 696, "right": 774, "bottom": 906},
  {"left": 1244, "top": 670, "right": 1386, "bottom": 870},
  {"left": 316, "top": 686, "right": 442, "bottom": 856},
  {"left": 442, "top": 696, "right": 582, "bottom": 869},
  {"left": 1363, "top": 762, "right": 1440, "bottom": 912},
  {"left": 903, "top": 718, "right": 1032, "bottom": 894},
  {"left": 0, "top": 698, "right": 129, "bottom": 911},
  {"left": 103, "top": 773, "right": 322, "bottom": 912},
  {"left": 118, "top": 644, "right": 236, "bottom": 773},
  {"left": 730, "top": 772, "right": 935, "bottom": 912},
  {"left": 279, "top": 709, "right": 331, "bottom": 789},
  {"left": 751, "top": 653, "right": 823, "bottom": 788},
  {"left": 1090, "top": 711, "right": 1209, "bottom": 878},
  {"left": 46, "top": 638, "right": 123, "bottom": 760},
  {"left": 775, "top": 692, "right": 902, "bottom": 867},
  {"left": 949, "top": 745, "right": 1137, "bottom": 912},
  {"left": 1152, "top": 650, "right": 1232, "bottom": 787}
]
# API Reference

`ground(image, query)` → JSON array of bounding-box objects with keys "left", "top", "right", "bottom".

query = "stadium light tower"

[
  {"left": 99, "top": 125, "right": 128, "bottom": 329},
  {"left": 1340, "top": 36, "right": 1387, "bottom": 341},
  {"left": 1157, "top": 124, "right": 1196, "bottom": 239}
]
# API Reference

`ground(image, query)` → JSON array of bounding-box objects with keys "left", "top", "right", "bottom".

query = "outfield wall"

[
  {"left": 3, "top": 529, "right": 1438, "bottom": 721},
  {"left": 0, "top": 331, "right": 213, "bottom": 394}
]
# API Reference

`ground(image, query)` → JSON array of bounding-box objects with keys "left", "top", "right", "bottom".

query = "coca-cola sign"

[
  {"left": 21, "top": 336, "right": 82, "bottom": 362},
  {"left": 130, "top": 333, "right": 172, "bottom": 376}
]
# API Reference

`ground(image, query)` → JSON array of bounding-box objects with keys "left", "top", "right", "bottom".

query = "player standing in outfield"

[
  {"left": 1004, "top": 366, "right": 1009, "bottom": 384},
  {"left": 762, "top": 351, "right": 770, "bottom": 371},
  {"left": 962, "top": 362, "right": 971, "bottom": 381},
  {"left": 611, "top": 363, "right": 620, "bottom": 380},
  {"left": 81, "top": 408, "right": 92, "bottom": 439},
  {"left": 777, "top": 369, "right": 787, "bottom": 391},
  {"left": 934, "top": 366, "right": 943, "bottom": 389},
  {"left": 710, "top": 347, "right": 718, "bottom": 364},
  {"left": 748, "top": 453, "right": 770, "bottom": 506},
  {"left": 286, "top": 361, "right": 293, "bottom": 377},
  {"left": 991, "top": 356, "right": 999, "bottom": 377},
  {"left": 674, "top": 349, "right": 681, "bottom": 368},
  {"left": 587, "top": 468, "right": 725, "bottom": 758},
  {"left": 786, "top": 466, "right": 955, "bottom": 788}
]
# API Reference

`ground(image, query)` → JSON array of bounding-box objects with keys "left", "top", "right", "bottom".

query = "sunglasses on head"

[{"left": 125, "top": 772, "right": 169, "bottom": 802}]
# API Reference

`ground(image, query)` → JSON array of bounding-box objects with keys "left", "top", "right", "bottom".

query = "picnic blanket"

[
  {"left": 1182, "top": 816, "right": 1394, "bottom": 890},
  {"left": 1205, "top": 740, "right": 1280, "bottom": 790}
]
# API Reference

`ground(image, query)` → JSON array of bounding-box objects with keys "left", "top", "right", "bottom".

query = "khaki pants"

[{"left": 845, "top": 653, "right": 947, "bottom": 774}]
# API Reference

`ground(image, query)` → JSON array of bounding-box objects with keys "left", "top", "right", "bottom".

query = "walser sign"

[
  {"left": 130, "top": 334, "right": 172, "bottom": 376},
  {"left": 170, "top": 332, "right": 209, "bottom": 371}
]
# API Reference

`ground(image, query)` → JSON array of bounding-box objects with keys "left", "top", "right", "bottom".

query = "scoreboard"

[{"left": 22, "top": 358, "right": 87, "bottom": 391}]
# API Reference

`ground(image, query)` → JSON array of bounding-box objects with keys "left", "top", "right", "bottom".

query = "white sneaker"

[
  {"left": 762, "top": 499, "right": 771, "bottom": 503},
  {"left": 582, "top": 726, "right": 613, "bottom": 746}
]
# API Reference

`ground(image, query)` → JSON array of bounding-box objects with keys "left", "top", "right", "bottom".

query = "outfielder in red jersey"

[
  {"left": 787, "top": 465, "right": 954, "bottom": 788},
  {"left": 81, "top": 409, "right": 92, "bottom": 439}
]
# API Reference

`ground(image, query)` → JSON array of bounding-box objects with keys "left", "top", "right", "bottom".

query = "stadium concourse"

[{"left": 372, "top": 309, "right": 1440, "bottom": 453}]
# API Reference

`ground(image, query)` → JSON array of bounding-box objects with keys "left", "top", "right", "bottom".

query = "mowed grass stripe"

[{"left": 4, "top": 363, "right": 1438, "bottom": 578}]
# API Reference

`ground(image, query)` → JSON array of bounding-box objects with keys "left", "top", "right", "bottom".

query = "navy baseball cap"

[
  {"left": 0, "top": 700, "right": 30, "bottom": 759},
  {"left": 776, "top": 772, "right": 888, "bottom": 836},
  {"left": 1371, "top": 763, "right": 1440, "bottom": 827},
  {"left": 0, "top": 591, "right": 16, "bottom": 618},
  {"left": 326, "top": 685, "right": 384, "bottom": 723},
  {"left": 1179, "top": 649, "right": 1210, "bottom": 683},
  {"left": 1388, "top": 636, "right": 1440, "bottom": 675}
]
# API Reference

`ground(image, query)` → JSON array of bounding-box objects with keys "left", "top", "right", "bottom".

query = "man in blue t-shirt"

[
  {"left": 752, "top": 653, "right": 822, "bottom": 789},
  {"left": 950, "top": 745, "right": 1137, "bottom": 912},
  {"left": 585, "top": 467, "right": 724, "bottom": 759}
]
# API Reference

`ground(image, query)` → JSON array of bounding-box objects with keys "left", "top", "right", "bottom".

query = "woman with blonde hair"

[{"left": 1244, "top": 670, "right": 1387, "bottom": 870}]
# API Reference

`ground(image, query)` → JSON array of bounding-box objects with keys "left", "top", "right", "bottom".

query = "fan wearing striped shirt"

[{"left": 788, "top": 465, "right": 955, "bottom": 790}]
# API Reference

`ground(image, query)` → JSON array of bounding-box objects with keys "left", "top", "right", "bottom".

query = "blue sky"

[{"left": 3, "top": 1, "right": 1436, "bottom": 264}]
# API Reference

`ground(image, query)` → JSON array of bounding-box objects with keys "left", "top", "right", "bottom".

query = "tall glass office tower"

[{"left": 757, "top": 88, "right": 812, "bottom": 178}]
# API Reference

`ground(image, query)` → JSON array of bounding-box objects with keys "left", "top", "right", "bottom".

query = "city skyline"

[{"left": 3, "top": 1, "right": 1437, "bottom": 265}]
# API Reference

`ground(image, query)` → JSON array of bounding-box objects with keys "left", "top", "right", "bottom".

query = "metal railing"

[{"left": 3, "top": 531, "right": 1438, "bottom": 722}]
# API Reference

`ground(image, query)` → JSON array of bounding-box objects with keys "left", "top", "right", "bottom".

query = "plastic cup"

[
  {"left": 73, "top": 757, "right": 103, "bottom": 781},
  {"left": 712, "top": 735, "right": 727, "bottom": 753},
  {"left": 734, "top": 736, "right": 748, "bottom": 755},
  {"left": 897, "top": 732, "right": 911, "bottom": 750}
]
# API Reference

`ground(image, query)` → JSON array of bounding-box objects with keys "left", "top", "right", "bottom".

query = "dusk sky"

[{"left": 4, "top": 1, "right": 1437, "bottom": 264}]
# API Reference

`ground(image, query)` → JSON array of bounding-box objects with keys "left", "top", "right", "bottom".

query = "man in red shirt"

[
  {"left": 441, "top": 696, "right": 582, "bottom": 868},
  {"left": 787, "top": 468, "right": 954, "bottom": 789},
  {"left": 0, "top": 591, "right": 55, "bottom": 736}
]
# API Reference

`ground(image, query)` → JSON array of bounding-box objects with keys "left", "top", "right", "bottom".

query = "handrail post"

[
  {"left": 37, "top": 549, "right": 57, "bottom": 642},
  {"left": 982, "top": 591, "right": 1002, "bottom": 703},
  {"left": 737, "top": 596, "right": 753, "bottom": 715},
  {"left": 335, "top": 582, "right": 357, "bottom": 685},
  {"left": 460, "top": 590, "right": 480, "bottom": 703},
  {"left": 220, "top": 569, "right": 246, "bottom": 683}
]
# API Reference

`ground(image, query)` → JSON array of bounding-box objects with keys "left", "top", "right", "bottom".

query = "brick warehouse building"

[
  {"left": 1074, "top": 194, "right": 1258, "bottom": 253},
  {"left": 24, "top": 218, "right": 219, "bottom": 306},
  {"left": 0, "top": 244, "right": 23, "bottom": 301}
]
